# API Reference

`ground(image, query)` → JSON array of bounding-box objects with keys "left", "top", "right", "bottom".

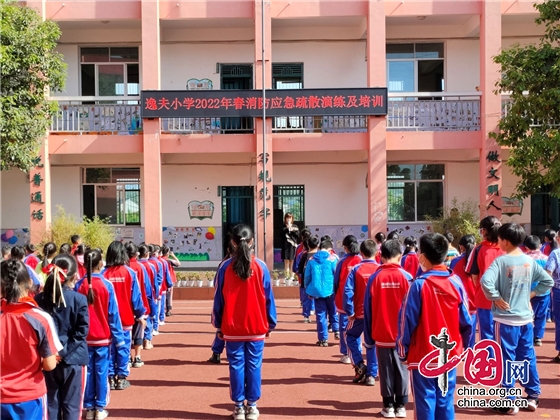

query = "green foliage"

[
  {"left": 491, "top": 0, "right": 560, "bottom": 198},
  {"left": 426, "top": 198, "right": 481, "bottom": 248},
  {"left": 0, "top": 0, "right": 67, "bottom": 171},
  {"left": 83, "top": 216, "right": 115, "bottom": 253}
]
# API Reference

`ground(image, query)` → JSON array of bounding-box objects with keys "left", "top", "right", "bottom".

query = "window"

[
  {"left": 387, "top": 164, "right": 444, "bottom": 222},
  {"left": 80, "top": 47, "right": 139, "bottom": 99},
  {"left": 272, "top": 63, "right": 304, "bottom": 130},
  {"left": 220, "top": 64, "right": 253, "bottom": 132},
  {"left": 82, "top": 168, "right": 141, "bottom": 225},
  {"left": 386, "top": 43, "right": 444, "bottom": 93}
]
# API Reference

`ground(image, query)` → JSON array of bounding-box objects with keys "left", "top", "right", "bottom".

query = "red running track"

[{"left": 107, "top": 300, "right": 560, "bottom": 419}]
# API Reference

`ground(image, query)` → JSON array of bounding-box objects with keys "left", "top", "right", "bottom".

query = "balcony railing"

[
  {"left": 501, "top": 96, "right": 559, "bottom": 127},
  {"left": 161, "top": 117, "right": 253, "bottom": 134}
]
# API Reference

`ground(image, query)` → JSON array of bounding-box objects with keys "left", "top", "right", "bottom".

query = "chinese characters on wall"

[{"left": 30, "top": 156, "right": 45, "bottom": 222}]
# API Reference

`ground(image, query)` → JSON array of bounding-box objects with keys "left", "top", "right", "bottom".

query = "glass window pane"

[
  {"left": 126, "top": 64, "right": 140, "bottom": 95},
  {"left": 125, "top": 189, "right": 141, "bottom": 224},
  {"left": 110, "top": 47, "right": 139, "bottom": 62},
  {"left": 387, "top": 61, "right": 414, "bottom": 92},
  {"left": 96, "top": 185, "right": 119, "bottom": 224},
  {"left": 81, "top": 48, "right": 109, "bottom": 63},
  {"left": 416, "top": 164, "right": 445, "bottom": 180},
  {"left": 386, "top": 44, "right": 414, "bottom": 59},
  {"left": 111, "top": 168, "right": 140, "bottom": 183},
  {"left": 415, "top": 43, "right": 444, "bottom": 59},
  {"left": 81, "top": 64, "right": 95, "bottom": 96},
  {"left": 387, "top": 164, "right": 415, "bottom": 180},
  {"left": 98, "top": 65, "right": 125, "bottom": 96},
  {"left": 85, "top": 168, "right": 111, "bottom": 183},
  {"left": 417, "top": 182, "right": 444, "bottom": 221},
  {"left": 418, "top": 60, "right": 444, "bottom": 92},
  {"left": 388, "top": 182, "right": 415, "bottom": 222}
]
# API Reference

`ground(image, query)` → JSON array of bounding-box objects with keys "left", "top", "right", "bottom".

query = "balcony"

[{"left": 501, "top": 95, "right": 559, "bottom": 127}]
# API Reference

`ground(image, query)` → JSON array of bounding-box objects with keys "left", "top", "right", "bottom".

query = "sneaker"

[
  {"left": 380, "top": 406, "right": 396, "bottom": 418},
  {"left": 491, "top": 406, "right": 519, "bottom": 415},
  {"left": 132, "top": 357, "right": 144, "bottom": 368},
  {"left": 339, "top": 355, "right": 351, "bottom": 364},
  {"left": 316, "top": 340, "right": 328, "bottom": 347},
  {"left": 534, "top": 338, "right": 542, "bottom": 347},
  {"left": 334, "top": 332, "right": 340, "bottom": 340},
  {"left": 143, "top": 340, "right": 153, "bottom": 350},
  {"left": 96, "top": 410, "right": 109, "bottom": 420},
  {"left": 364, "top": 375, "right": 376, "bottom": 386},
  {"left": 208, "top": 353, "right": 221, "bottom": 364},
  {"left": 232, "top": 405, "right": 246, "bottom": 420},
  {"left": 109, "top": 376, "right": 116, "bottom": 390},
  {"left": 303, "top": 317, "right": 311, "bottom": 323},
  {"left": 85, "top": 410, "right": 96, "bottom": 420},
  {"left": 328, "top": 326, "right": 333, "bottom": 333},
  {"left": 159, "top": 321, "right": 165, "bottom": 326},
  {"left": 524, "top": 398, "right": 539, "bottom": 412},
  {"left": 246, "top": 406, "right": 260, "bottom": 420},
  {"left": 115, "top": 377, "right": 131, "bottom": 390},
  {"left": 395, "top": 405, "right": 406, "bottom": 418},
  {"left": 152, "top": 330, "right": 160, "bottom": 336},
  {"left": 310, "top": 310, "right": 315, "bottom": 315},
  {"left": 166, "top": 311, "right": 172, "bottom": 317}
]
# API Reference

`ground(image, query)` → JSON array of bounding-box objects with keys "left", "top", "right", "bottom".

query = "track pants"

[
  {"left": 376, "top": 347, "right": 409, "bottom": 407},
  {"left": 44, "top": 363, "right": 86, "bottom": 420},
  {"left": 314, "top": 298, "right": 330, "bottom": 341},
  {"left": 1, "top": 395, "right": 47, "bottom": 420},
  {"left": 531, "top": 294, "right": 550, "bottom": 340},
  {"left": 477, "top": 308, "right": 494, "bottom": 341},
  {"left": 411, "top": 368, "right": 456, "bottom": 420},
  {"left": 84, "top": 346, "right": 110, "bottom": 410},
  {"left": 552, "top": 287, "right": 560, "bottom": 351},
  {"left": 159, "top": 293, "right": 167, "bottom": 322},
  {"left": 300, "top": 289, "right": 315, "bottom": 318},
  {"left": 109, "top": 329, "right": 131, "bottom": 378},
  {"left": 212, "top": 333, "right": 225, "bottom": 354},
  {"left": 345, "top": 318, "right": 377, "bottom": 377},
  {"left": 144, "top": 316, "right": 153, "bottom": 341},
  {"left": 338, "top": 313, "right": 348, "bottom": 355},
  {"left": 226, "top": 340, "right": 265, "bottom": 404}
]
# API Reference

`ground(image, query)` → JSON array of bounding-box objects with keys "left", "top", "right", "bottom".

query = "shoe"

[
  {"left": 85, "top": 410, "right": 95, "bottom": 420},
  {"left": 364, "top": 375, "right": 376, "bottom": 386},
  {"left": 524, "top": 398, "right": 539, "bottom": 412},
  {"left": 339, "top": 355, "right": 351, "bottom": 364},
  {"left": 246, "top": 406, "right": 260, "bottom": 420},
  {"left": 395, "top": 405, "right": 406, "bottom": 418},
  {"left": 232, "top": 405, "right": 246, "bottom": 420},
  {"left": 132, "top": 357, "right": 144, "bottom": 368},
  {"left": 310, "top": 310, "right": 315, "bottom": 315},
  {"left": 328, "top": 327, "right": 333, "bottom": 333},
  {"left": 316, "top": 340, "right": 328, "bottom": 347},
  {"left": 96, "top": 410, "right": 109, "bottom": 420},
  {"left": 491, "top": 406, "right": 519, "bottom": 415},
  {"left": 143, "top": 340, "right": 153, "bottom": 350},
  {"left": 534, "top": 338, "right": 542, "bottom": 346},
  {"left": 208, "top": 353, "right": 221, "bottom": 364},
  {"left": 334, "top": 332, "right": 340, "bottom": 340},
  {"left": 353, "top": 362, "right": 367, "bottom": 383},
  {"left": 115, "top": 377, "right": 131, "bottom": 390},
  {"left": 380, "top": 406, "right": 396, "bottom": 418},
  {"left": 109, "top": 376, "right": 116, "bottom": 390},
  {"left": 166, "top": 311, "right": 172, "bottom": 317},
  {"left": 153, "top": 330, "right": 160, "bottom": 336},
  {"left": 159, "top": 321, "right": 165, "bottom": 326},
  {"left": 303, "top": 317, "right": 311, "bottom": 323}
]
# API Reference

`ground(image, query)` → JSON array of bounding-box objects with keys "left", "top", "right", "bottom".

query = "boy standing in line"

[{"left": 481, "top": 223, "right": 553, "bottom": 414}]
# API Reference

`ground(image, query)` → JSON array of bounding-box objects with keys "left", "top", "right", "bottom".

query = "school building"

[{"left": 0, "top": 0, "right": 549, "bottom": 267}]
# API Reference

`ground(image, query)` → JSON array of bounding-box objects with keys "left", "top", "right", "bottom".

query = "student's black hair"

[
  {"left": 59, "top": 243, "right": 71, "bottom": 254},
  {"left": 153, "top": 244, "right": 161, "bottom": 254},
  {"left": 403, "top": 236, "right": 417, "bottom": 255},
  {"left": 300, "top": 228, "right": 311, "bottom": 245},
  {"left": 73, "top": 244, "right": 85, "bottom": 256},
  {"left": 25, "top": 243, "right": 36, "bottom": 254},
  {"left": 307, "top": 236, "right": 320, "bottom": 250},
  {"left": 387, "top": 230, "right": 400, "bottom": 241},
  {"left": 84, "top": 248, "right": 102, "bottom": 305},
  {"left": 42, "top": 242, "right": 57, "bottom": 267},
  {"left": 0, "top": 259, "right": 31, "bottom": 303},
  {"left": 419, "top": 233, "right": 449, "bottom": 265},
  {"left": 125, "top": 242, "right": 138, "bottom": 259},
  {"left": 524, "top": 235, "right": 541, "bottom": 251},
  {"left": 2, "top": 245, "right": 11, "bottom": 258},
  {"left": 43, "top": 254, "right": 78, "bottom": 313},
  {"left": 138, "top": 244, "right": 150, "bottom": 259},
  {"left": 544, "top": 229, "right": 559, "bottom": 250},
  {"left": 479, "top": 215, "right": 501, "bottom": 244},
  {"left": 147, "top": 244, "right": 155, "bottom": 256},
  {"left": 374, "top": 232, "right": 386, "bottom": 244},
  {"left": 161, "top": 245, "right": 170, "bottom": 256},
  {"left": 381, "top": 239, "right": 403, "bottom": 260},
  {"left": 360, "top": 239, "right": 377, "bottom": 259},
  {"left": 320, "top": 240, "right": 333, "bottom": 250},
  {"left": 10, "top": 245, "right": 25, "bottom": 260},
  {"left": 231, "top": 224, "right": 253, "bottom": 281},
  {"left": 459, "top": 234, "right": 476, "bottom": 261},
  {"left": 70, "top": 234, "right": 81, "bottom": 245},
  {"left": 224, "top": 241, "right": 236, "bottom": 260},
  {"left": 105, "top": 241, "right": 129, "bottom": 267},
  {"left": 342, "top": 235, "right": 360, "bottom": 254},
  {"left": 444, "top": 232, "right": 454, "bottom": 245},
  {"left": 497, "top": 223, "right": 526, "bottom": 247},
  {"left": 320, "top": 235, "right": 333, "bottom": 242}
]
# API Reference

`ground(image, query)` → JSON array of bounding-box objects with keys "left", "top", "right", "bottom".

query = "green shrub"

[
  {"left": 426, "top": 198, "right": 482, "bottom": 248},
  {"left": 83, "top": 215, "right": 115, "bottom": 253}
]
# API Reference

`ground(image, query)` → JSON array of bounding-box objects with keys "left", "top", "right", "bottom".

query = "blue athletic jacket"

[{"left": 304, "top": 250, "right": 338, "bottom": 298}]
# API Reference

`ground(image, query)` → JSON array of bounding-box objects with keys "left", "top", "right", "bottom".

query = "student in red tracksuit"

[
  {"left": 138, "top": 244, "right": 158, "bottom": 350},
  {"left": 364, "top": 239, "right": 412, "bottom": 418},
  {"left": 161, "top": 246, "right": 180, "bottom": 317},
  {"left": 23, "top": 243, "right": 40, "bottom": 270},
  {"left": 156, "top": 246, "right": 173, "bottom": 325},
  {"left": 102, "top": 241, "right": 145, "bottom": 391},
  {"left": 401, "top": 236, "right": 419, "bottom": 278},
  {"left": 342, "top": 239, "right": 380, "bottom": 386},
  {"left": 1, "top": 259, "right": 62, "bottom": 420},
  {"left": 541, "top": 229, "right": 557, "bottom": 256},
  {"left": 212, "top": 224, "right": 277, "bottom": 420},
  {"left": 465, "top": 215, "right": 504, "bottom": 341},
  {"left": 397, "top": 233, "right": 472, "bottom": 420},
  {"left": 333, "top": 235, "right": 362, "bottom": 363},
  {"left": 73, "top": 244, "right": 87, "bottom": 279}
]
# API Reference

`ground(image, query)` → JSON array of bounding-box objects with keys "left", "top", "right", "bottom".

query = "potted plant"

[
  {"left": 195, "top": 272, "right": 204, "bottom": 287},
  {"left": 186, "top": 272, "right": 195, "bottom": 287},
  {"left": 207, "top": 271, "right": 215, "bottom": 288},
  {"left": 272, "top": 270, "right": 280, "bottom": 287},
  {"left": 175, "top": 272, "right": 184, "bottom": 287}
]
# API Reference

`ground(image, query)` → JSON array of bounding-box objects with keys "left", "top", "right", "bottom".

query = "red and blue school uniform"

[
  {"left": 24, "top": 253, "right": 40, "bottom": 270},
  {"left": 149, "top": 256, "right": 164, "bottom": 331},
  {"left": 545, "top": 249, "right": 560, "bottom": 354},
  {"left": 342, "top": 260, "right": 380, "bottom": 377},
  {"left": 295, "top": 250, "right": 316, "bottom": 319},
  {"left": 1, "top": 297, "right": 63, "bottom": 420},
  {"left": 397, "top": 266, "right": 472, "bottom": 420},
  {"left": 334, "top": 254, "right": 362, "bottom": 355},
  {"left": 157, "top": 256, "right": 173, "bottom": 322},
  {"left": 162, "top": 256, "right": 178, "bottom": 314},
  {"left": 526, "top": 250, "right": 550, "bottom": 341},
  {"left": 400, "top": 251, "right": 419, "bottom": 278},
  {"left": 541, "top": 241, "right": 553, "bottom": 256},
  {"left": 210, "top": 257, "right": 231, "bottom": 356},
  {"left": 364, "top": 263, "right": 412, "bottom": 409},
  {"left": 102, "top": 265, "right": 145, "bottom": 379},
  {"left": 129, "top": 258, "right": 157, "bottom": 322},
  {"left": 75, "top": 274, "right": 125, "bottom": 412},
  {"left": 212, "top": 257, "right": 277, "bottom": 406},
  {"left": 139, "top": 258, "right": 158, "bottom": 340},
  {"left": 450, "top": 253, "right": 477, "bottom": 347},
  {"left": 465, "top": 240, "right": 504, "bottom": 341},
  {"left": 35, "top": 287, "right": 89, "bottom": 420}
]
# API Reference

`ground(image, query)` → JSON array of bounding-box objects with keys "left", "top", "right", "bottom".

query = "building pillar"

[
  {"left": 141, "top": 0, "right": 163, "bottom": 244},
  {"left": 254, "top": 0, "right": 273, "bottom": 267},
  {"left": 366, "top": 0, "right": 388, "bottom": 237},
  {"left": 480, "top": 1, "right": 502, "bottom": 218}
]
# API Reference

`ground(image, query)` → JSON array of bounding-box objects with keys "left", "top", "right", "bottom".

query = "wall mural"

[
  {"left": 1, "top": 228, "right": 30, "bottom": 247},
  {"left": 162, "top": 226, "right": 222, "bottom": 262}
]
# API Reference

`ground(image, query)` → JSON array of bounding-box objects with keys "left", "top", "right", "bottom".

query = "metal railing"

[
  {"left": 161, "top": 117, "right": 253, "bottom": 134},
  {"left": 501, "top": 96, "right": 559, "bottom": 127}
]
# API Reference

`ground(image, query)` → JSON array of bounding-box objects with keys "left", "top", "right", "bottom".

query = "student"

[
  {"left": 36, "top": 242, "right": 58, "bottom": 285},
  {"left": 400, "top": 237, "right": 419, "bottom": 278},
  {"left": 1, "top": 259, "right": 62, "bottom": 420},
  {"left": 73, "top": 244, "right": 87, "bottom": 279},
  {"left": 397, "top": 233, "right": 472, "bottom": 420},
  {"left": 541, "top": 229, "right": 557, "bottom": 256},
  {"left": 544, "top": 234, "right": 560, "bottom": 364},
  {"left": 465, "top": 215, "right": 504, "bottom": 341},
  {"left": 70, "top": 234, "right": 82, "bottom": 255},
  {"left": 161, "top": 246, "right": 180, "bottom": 317},
  {"left": 212, "top": 224, "right": 277, "bottom": 420},
  {"left": 34, "top": 254, "right": 89, "bottom": 420},
  {"left": 444, "top": 232, "right": 460, "bottom": 267},
  {"left": 450, "top": 234, "right": 477, "bottom": 348},
  {"left": 334, "top": 235, "right": 362, "bottom": 363},
  {"left": 481, "top": 223, "right": 553, "bottom": 414},
  {"left": 59, "top": 243, "right": 72, "bottom": 255},
  {"left": 75, "top": 249, "right": 126, "bottom": 420},
  {"left": 305, "top": 239, "right": 339, "bottom": 347},
  {"left": 11, "top": 245, "right": 42, "bottom": 289},
  {"left": 282, "top": 212, "right": 300, "bottom": 282},
  {"left": 342, "top": 239, "right": 380, "bottom": 386},
  {"left": 148, "top": 244, "right": 164, "bottom": 335},
  {"left": 102, "top": 241, "right": 145, "bottom": 391},
  {"left": 1, "top": 245, "right": 11, "bottom": 261},
  {"left": 364, "top": 239, "right": 412, "bottom": 418},
  {"left": 317, "top": 238, "right": 340, "bottom": 333},
  {"left": 296, "top": 234, "right": 316, "bottom": 323},
  {"left": 523, "top": 235, "right": 550, "bottom": 346},
  {"left": 294, "top": 229, "right": 312, "bottom": 308},
  {"left": 138, "top": 244, "right": 158, "bottom": 350},
  {"left": 156, "top": 245, "right": 173, "bottom": 325},
  {"left": 24, "top": 243, "right": 41, "bottom": 270},
  {"left": 374, "top": 232, "right": 386, "bottom": 264}
]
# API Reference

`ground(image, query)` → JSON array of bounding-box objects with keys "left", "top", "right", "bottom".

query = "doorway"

[
  {"left": 273, "top": 185, "right": 305, "bottom": 252},
  {"left": 221, "top": 186, "right": 255, "bottom": 257},
  {"left": 531, "top": 186, "right": 560, "bottom": 237}
]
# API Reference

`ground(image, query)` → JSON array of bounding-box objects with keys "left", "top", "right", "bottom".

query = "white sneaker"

[
  {"left": 339, "top": 355, "right": 351, "bottom": 364},
  {"left": 85, "top": 410, "right": 95, "bottom": 420},
  {"left": 381, "top": 406, "right": 396, "bottom": 418},
  {"left": 395, "top": 406, "right": 406, "bottom": 418},
  {"left": 96, "top": 410, "right": 109, "bottom": 420},
  {"left": 310, "top": 310, "right": 315, "bottom": 315},
  {"left": 246, "top": 406, "right": 260, "bottom": 420},
  {"left": 159, "top": 321, "right": 165, "bottom": 326},
  {"left": 153, "top": 330, "right": 159, "bottom": 336},
  {"left": 232, "top": 405, "right": 246, "bottom": 420}
]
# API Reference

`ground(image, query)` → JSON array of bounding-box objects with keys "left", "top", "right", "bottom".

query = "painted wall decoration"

[
  {"left": 386, "top": 223, "right": 433, "bottom": 238},
  {"left": 162, "top": 226, "right": 222, "bottom": 262},
  {"left": 188, "top": 200, "right": 215, "bottom": 220},
  {"left": 306, "top": 225, "right": 369, "bottom": 257},
  {"left": 187, "top": 78, "right": 213, "bottom": 90},
  {"left": 501, "top": 197, "right": 523, "bottom": 216},
  {"left": 114, "top": 227, "right": 145, "bottom": 244},
  {"left": 1, "top": 228, "right": 30, "bottom": 247}
]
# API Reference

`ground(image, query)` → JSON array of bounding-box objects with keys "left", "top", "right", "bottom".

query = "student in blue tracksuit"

[
  {"left": 138, "top": 244, "right": 157, "bottom": 349},
  {"left": 11, "top": 246, "right": 42, "bottom": 288},
  {"left": 35, "top": 254, "right": 90, "bottom": 420},
  {"left": 212, "top": 224, "right": 277, "bottom": 420},
  {"left": 148, "top": 245, "right": 164, "bottom": 334}
]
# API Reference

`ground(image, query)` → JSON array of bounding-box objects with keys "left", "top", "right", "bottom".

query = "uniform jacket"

[
  {"left": 101, "top": 265, "right": 145, "bottom": 329},
  {"left": 304, "top": 250, "right": 338, "bottom": 298},
  {"left": 149, "top": 257, "right": 164, "bottom": 297},
  {"left": 450, "top": 254, "right": 476, "bottom": 314},
  {"left": 342, "top": 260, "right": 380, "bottom": 319},
  {"left": 401, "top": 252, "right": 420, "bottom": 278},
  {"left": 139, "top": 259, "right": 158, "bottom": 298},
  {"left": 465, "top": 241, "right": 505, "bottom": 310},
  {"left": 130, "top": 258, "right": 157, "bottom": 316},
  {"left": 334, "top": 254, "right": 362, "bottom": 313}
]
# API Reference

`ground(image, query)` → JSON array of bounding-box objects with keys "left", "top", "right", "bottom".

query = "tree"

[
  {"left": 491, "top": 1, "right": 560, "bottom": 198},
  {"left": 0, "top": 0, "right": 66, "bottom": 171}
]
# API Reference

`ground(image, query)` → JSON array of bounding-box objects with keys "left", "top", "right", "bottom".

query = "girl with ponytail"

[
  {"left": 34, "top": 254, "right": 89, "bottom": 420},
  {"left": 75, "top": 249, "right": 125, "bottom": 420},
  {"left": 36, "top": 242, "right": 58, "bottom": 286},
  {"left": 1, "top": 259, "right": 62, "bottom": 420},
  {"left": 401, "top": 236, "right": 420, "bottom": 277},
  {"left": 541, "top": 229, "right": 558, "bottom": 256},
  {"left": 212, "top": 224, "right": 277, "bottom": 420}
]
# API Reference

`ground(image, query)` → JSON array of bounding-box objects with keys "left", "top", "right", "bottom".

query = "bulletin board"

[
  {"left": 306, "top": 225, "right": 369, "bottom": 257},
  {"left": 162, "top": 226, "right": 222, "bottom": 262}
]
